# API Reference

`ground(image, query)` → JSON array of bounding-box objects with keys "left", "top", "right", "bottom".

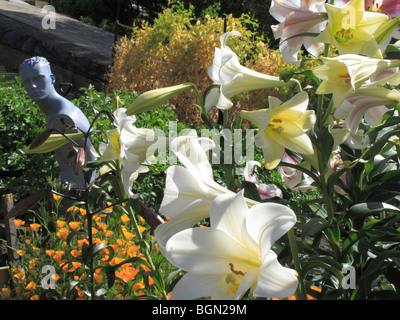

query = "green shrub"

[{"left": 0, "top": 76, "right": 57, "bottom": 201}]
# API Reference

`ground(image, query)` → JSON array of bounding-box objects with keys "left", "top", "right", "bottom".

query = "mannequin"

[{"left": 19, "top": 57, "right": 96, "bottom": 189}]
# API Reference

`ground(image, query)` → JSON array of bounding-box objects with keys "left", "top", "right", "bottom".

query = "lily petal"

[{"left": 254, "top": 250, "right": 298, "bottom": 298}]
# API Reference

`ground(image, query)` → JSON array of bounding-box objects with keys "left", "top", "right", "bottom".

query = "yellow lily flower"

[
  {"left": 240, "top": 91, "right": 316, "bottom": 170},
  {"left": 101, "top": 108, "right": 161, "bottom": 198},
  {"left": 316, "top": 0, "right": 388, "bottom": 58},
  {"left": 312, "top": 54, "right": 400, "bottom": 107}
]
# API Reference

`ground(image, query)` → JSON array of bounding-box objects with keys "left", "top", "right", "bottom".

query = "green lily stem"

[
  {"left": 83, "top": 171, "right": 95, "bottom": 299},
  {"left": 114, "top": 162, "right": 168, "bottom": 300},
  {"left": 126, "top": 200, "right": 169, "bottom": 300},
  {"left": 288, "top": 228, "right": 307, "bottom": 300}
]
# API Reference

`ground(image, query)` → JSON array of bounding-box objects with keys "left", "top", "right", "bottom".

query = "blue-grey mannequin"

[{"left": 19, "top": 57, "right": 96, "bottom": 189}]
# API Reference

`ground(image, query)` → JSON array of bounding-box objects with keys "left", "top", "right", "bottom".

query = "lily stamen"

[{"left": 229, "top": 263, "right": 246, "bottom": 276}]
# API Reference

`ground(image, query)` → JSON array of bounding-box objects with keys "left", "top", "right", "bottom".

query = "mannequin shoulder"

[{"left": 47, "top": 113, "right": 76, "bottom": 131}]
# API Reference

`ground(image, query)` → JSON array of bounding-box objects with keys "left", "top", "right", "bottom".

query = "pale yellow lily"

[
  {"left": 316, "top": 0, "right": 388, "bottom": 58},
  {"left": 240, "top": 91, "right": 316, "bottom": 170},
  {"left": 312, "top": 54, "right": 400, "bottom": 107},
  {"left": 101, "top": 108, "right": 161, "bottom": 198}
]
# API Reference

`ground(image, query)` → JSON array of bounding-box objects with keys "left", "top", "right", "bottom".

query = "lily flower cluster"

[{"left": 23, "top": 0, "right": 400, "bottom": 301}]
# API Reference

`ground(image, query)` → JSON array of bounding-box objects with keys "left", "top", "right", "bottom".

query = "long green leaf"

[{"left": 346, "top": 202, "right": 400, "bottom": 219}]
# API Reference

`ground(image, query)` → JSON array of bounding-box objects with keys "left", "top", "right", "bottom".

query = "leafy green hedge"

[
  {"left": 0, "top": 78, "right": 181, "bottom": 204},
  {"left": 0, "top": 76, "right": 57, "bottom": 201}
]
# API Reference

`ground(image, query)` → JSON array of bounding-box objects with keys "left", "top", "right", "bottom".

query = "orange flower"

[
  {"left": 124, "top": 231, "right": 135, "bottom": 240},
  {"left": 30, "top": 223, "right": 41, "bottom": 231},
  {"left": 97, "top": 222, "right": 108, "bottom": 231},
  {"left": 53, "top": 250, "right": 64, "bottom": 262},
  {"left": 30, "top": 295, "right": 39, "bottom": 300},
  {"left": 1, "top": 287, "right": 11, "bottom": 298},
  {"left": 72, "top": 262, "right": 82, "bottom": 269},
  {"left": 14, "top": 219, "right": 25, "bottom": 227},
  {"left": 141, "top": 263, "right": 151, "bottom": 272},
  {"left": 26, "top": 281, "right": 37, "bottom": 291},
  {"left": 94, "top": 271, "right": 103, "bottom": 284},
  {"left": 121, "top": 214, "right": 130, "bottom": 223},
  {"left": 105, "top": 230, "right": 114, "bottom": 237},
  {"left": 138, "top": 225, "right": 146, "bottom": 233},
  {"left": 110, "top": 257, "right": 125, "bottom": 266},
  {"left": 46, "top": 249, "right": 55, "bottom": 257},
  {"left": 132, "top": 281, "right": 145, "bottom": 291},
  {"left": 61, "top": 261, "right": 75, "bottom": 272},
  {"left": 17, "top": 250, "right": 25, "bottom": 257},
  {"left": 32, "top": 246, "right": 39, "bottom": 252},
  {"left": 56, "top": 228, "right": 69, "bottom": 239},
  {"left": 115, "top": 267, "right": 139, "bottom": 283},
  {"left": 127, "top": 244, "right": 140, "bottom": 256},
  {"left": 56, "top": 220, "right": 66, "bottom": 228},
  {"left": 52, "top": 194, "right": 63, "bottom": 202},
  {"left": 68, "top": 221, "right": 81, "bottom": 230},
  {"left": 77, "top": 239, "right": 89, "bottom": 247},
  {"left": 29, "top": 258, "right": 39, "bottom": 266},
  {"left": 70, "top": 249, "right": 81, "bottom": 258}
]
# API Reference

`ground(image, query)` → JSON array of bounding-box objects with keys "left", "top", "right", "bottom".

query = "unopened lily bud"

[
  {"left": 26, "top": 132, "right": 85, "bottom": 154},
  {"left": 28, "top": 129, "right": 53, "bottom": 150},
  {"left": 126, "top": 83, "right": 195, "bottom": 115},
  {"left": 73, "top": 148, "right": 85, "bottom": 175},
  {"left": 111, "top": 95, "right": 123, "bottom": 109},
  {"left": 139, "top": 201, "right": 164, "bottom": 229}
]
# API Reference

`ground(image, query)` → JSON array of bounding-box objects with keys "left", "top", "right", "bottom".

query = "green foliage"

[{"left": 0, "top": 76, "right": 57, "bottom": 201}]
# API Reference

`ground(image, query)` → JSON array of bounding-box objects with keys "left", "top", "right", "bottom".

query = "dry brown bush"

[{"left": 106, "top": 8, "right": 301, "bottom": 126}]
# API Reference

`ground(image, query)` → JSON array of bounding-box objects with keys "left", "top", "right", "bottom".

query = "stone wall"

[{"left": 0, "top": 1, "right": 117, "bottom": 96}]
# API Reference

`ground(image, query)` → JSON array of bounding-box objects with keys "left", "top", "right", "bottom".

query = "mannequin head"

[{"left": 19, "top": 57, "right": 57, "bottom": 102}]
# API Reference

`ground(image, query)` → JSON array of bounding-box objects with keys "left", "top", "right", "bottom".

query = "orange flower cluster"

[{"left": 2, "top": 202, "right": 154, "bottom": 300}]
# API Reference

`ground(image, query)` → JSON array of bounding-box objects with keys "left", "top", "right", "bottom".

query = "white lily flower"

[
  {"left": 335, "top": 68, "right": 399, "bottom": 148},
  {"left": 270, "top": 0, "right": 328, "bottom": 64},
  {"left": 205, "top": 31, "right": 299, "bottom": 111},
  {"left": 278, "top": 153, "right": 303, "bottom": 190},
  {"left": 155, "top": 132, "right": 259, "bottom": 254},
  {"left": 163, "top": 191, "right": 298, "bottom": 300},
  {"left": 101, "top": 108, "right": 161, "bottom": 198},
  {"left": 335, "top": 94, "right": 393, "bottom": 148}
]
